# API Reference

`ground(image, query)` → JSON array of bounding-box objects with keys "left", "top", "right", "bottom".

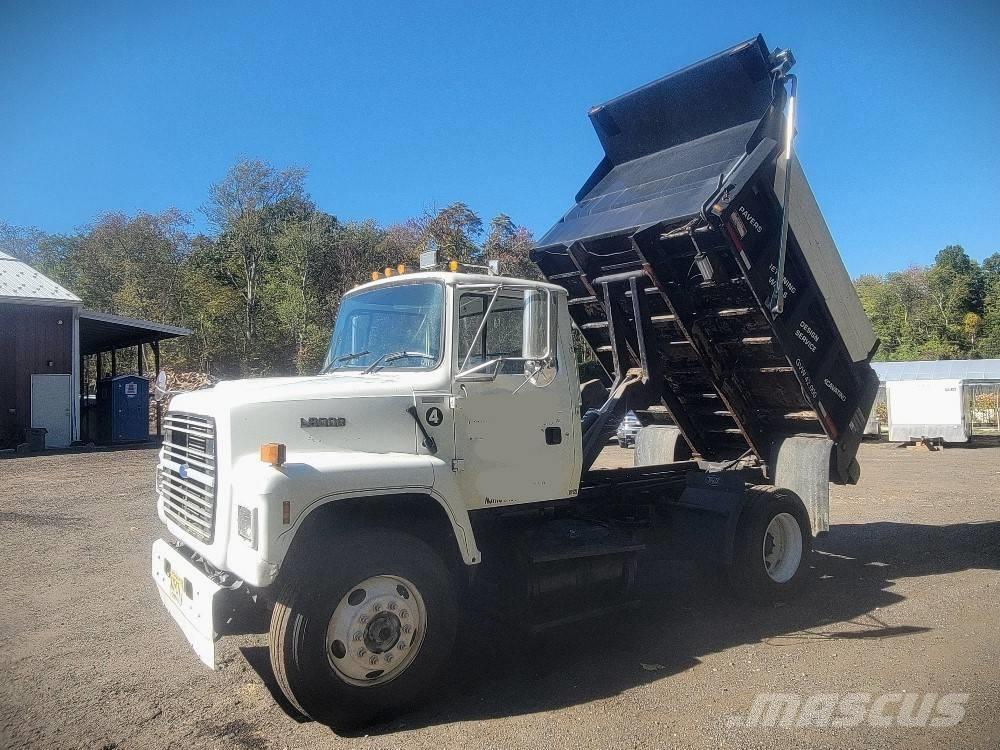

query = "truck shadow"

[{"left": 241, "top": 519, "right": 999, "bottom": 735}]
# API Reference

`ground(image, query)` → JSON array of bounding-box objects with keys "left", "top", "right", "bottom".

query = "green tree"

[
  {"left": 855, "top": 273, "right": 904, "bottom": 357},
  {"left": 0, "top": 222, "right": 46, "bottom": 265},
  {"left": 926, "top": 245, "right": 982, "bottom": 335},
  {"left": 978, "top": 251, "right": 1000, "bottom": 358},
  {"left": 423, "top": 202, "right": 482, "bottom": 263},
  {"left": 270, "top": 210, "right": 340, "bottom": 374},
  {"left": 483, "top": 213, "right": 540, "bottom": 280},
  {"left": 204, "top": 158, "right": 308, "bottom": 374},
  {"left": 176, "top": 235, "right": 243, "bottom": 374}
]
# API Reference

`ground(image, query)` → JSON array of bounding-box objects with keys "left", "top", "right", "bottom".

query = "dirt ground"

[{"left": 1, "top": 439, "right": 999, "bottom": 750}]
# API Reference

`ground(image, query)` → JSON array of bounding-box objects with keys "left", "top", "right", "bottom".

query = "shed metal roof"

[
  {"left": 79, "top": 310, "right": 190, "bottom": 355},
  {"left": 871, "top": 359, "right": 1000, "bottom": 383},
  {"left": 0, "top": 251, "right": 81, "bottom": 305}
]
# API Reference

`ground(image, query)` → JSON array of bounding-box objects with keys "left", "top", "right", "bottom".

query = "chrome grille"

[{"left": 158, "top": 412, "right": 217, "bottom": 543}]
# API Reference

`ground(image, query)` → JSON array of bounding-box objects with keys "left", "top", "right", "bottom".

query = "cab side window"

[{"left": 457, "top": 292, "right": 525, "bottom": 373}]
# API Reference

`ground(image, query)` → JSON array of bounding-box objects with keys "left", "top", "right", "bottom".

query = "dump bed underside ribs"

[
  {"left": 534, "top": 225, "right": 826, "bottom": 463},
  {"left": 531, "top": 36, "right": 879, "bottom": 478}
]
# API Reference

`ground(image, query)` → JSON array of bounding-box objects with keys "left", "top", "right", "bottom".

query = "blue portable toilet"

[{"left": 96, "top": 375, "right": 150, "bottom": 443}]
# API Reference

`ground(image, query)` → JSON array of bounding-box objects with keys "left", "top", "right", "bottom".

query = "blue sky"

[{"left": 2, "top": 0, "right": 998, "bottom": 276}]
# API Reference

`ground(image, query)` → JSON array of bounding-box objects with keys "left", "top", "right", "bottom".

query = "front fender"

[{"left": 227, "top": 450, "right": 479, "bottom": 586}]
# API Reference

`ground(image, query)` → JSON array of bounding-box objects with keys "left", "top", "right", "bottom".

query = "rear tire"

[
  {"left": 269, "top": 529, "right": 458, "bottom": 729},
  {"left": 727, "top": 486, "right": 811, "bottom": 604}
]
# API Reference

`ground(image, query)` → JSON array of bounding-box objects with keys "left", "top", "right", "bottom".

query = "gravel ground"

[{"left": 1, "top": 439, "right": 999, "bottom": 749}]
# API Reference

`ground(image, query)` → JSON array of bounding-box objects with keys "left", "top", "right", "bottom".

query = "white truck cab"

[
  {"left": 154, "top": 270, "right": 581, "bottom": 584},
  {"left": 152, "top": 269, "right": 590, "bottom": 698}
]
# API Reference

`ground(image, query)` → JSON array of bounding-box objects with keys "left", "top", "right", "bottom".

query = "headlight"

[{"left": 237, "top": 505, "right": 257, "bottom": 548}]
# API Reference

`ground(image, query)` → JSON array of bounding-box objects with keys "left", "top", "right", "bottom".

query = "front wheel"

[
  {"left": 727, "top": 486, "right": 811, "bottom": 604},
  {"left": 269, "top": 529, "right": 458, "bottom": 729}
]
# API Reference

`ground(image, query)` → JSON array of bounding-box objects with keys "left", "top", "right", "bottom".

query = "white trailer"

[{"left": 887, "top": 378, "right": 973, "bottom": 443}]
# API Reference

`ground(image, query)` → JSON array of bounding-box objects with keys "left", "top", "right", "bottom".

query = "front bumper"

[{"left": 151, "top": 539, "right": 223, "bottom": 669}]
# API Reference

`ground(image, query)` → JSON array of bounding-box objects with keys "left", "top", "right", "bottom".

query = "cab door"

[{"left": 451, "top": 286, "right": 575, "bottom": 509}]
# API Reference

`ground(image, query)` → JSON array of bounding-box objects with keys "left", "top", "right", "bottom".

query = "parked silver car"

[{"left": 616, "top": 411, "right": 642, "bottom": 447}]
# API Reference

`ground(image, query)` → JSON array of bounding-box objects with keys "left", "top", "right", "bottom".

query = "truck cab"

[{"left": 154, "top": 269, "right": 581, "bottom": 590}]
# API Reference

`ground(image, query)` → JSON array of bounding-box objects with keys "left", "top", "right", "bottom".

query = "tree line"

[
  {"left": 1, "top": 158, "right": 540, "bottom": 377},
  {"left": 3, "top": 156, "right": 998, "bottom": 377},
  {"left": 855, "top": 245, "right": 1000, "bottom": 360}
]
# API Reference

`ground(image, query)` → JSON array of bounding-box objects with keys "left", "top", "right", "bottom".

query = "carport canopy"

[
  {"left": 79, "top": 310, "right": 190, "bottom": 356},
  {"left": 78, "top": 311, "right": 191, "bottom": 440}
]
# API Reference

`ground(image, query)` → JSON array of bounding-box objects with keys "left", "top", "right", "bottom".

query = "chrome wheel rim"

[
  {"left": 762, "top": 512, "right": 802, "bottom": 583},
  {"left": 325, "top": 574, "right": 427, "bottom": 686}
]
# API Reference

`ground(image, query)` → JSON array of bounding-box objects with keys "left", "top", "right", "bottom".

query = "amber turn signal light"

[{"left": 260, "top": 442, "right": 286, "bottom": 466}]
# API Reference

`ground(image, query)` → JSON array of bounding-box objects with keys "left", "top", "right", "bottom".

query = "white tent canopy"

[{"left": 871, "top": 359, "right": 1000, "bottom": 384}]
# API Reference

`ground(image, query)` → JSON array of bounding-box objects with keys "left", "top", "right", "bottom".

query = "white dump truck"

[{"left": 151, "top": 36, "right": 880, "bottom": 728}]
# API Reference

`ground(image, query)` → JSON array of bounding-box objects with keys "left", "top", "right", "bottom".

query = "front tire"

[
  {"left": 269, "top": 529, "right": 458, "bottom": 729},
  {"left": 727, "top": 486, "right": 811, "bottom": 603}
]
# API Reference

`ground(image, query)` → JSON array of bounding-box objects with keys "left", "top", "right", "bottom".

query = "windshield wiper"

[
  {"left": 323, "top": 350, "right": 370, "bottom": 373},
  {"left": 362, "top": 351, "right": 435, "bottom": 375}
]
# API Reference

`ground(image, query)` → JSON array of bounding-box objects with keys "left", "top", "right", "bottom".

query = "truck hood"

[
  {"left": 167, "top": 371, "right": 429, "bottom": 458},
  {"left": 167, "top": 372, "right": 416, "bottom": 417}
]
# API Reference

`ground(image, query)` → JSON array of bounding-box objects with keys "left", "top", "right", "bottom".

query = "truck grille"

[{"left": 158, "top": 412, "right": 217, "bottom": 543}]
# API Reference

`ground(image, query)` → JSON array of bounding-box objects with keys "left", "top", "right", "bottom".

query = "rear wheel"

[
  {"left": 269, "top": 529, "right": 458, "bottom": 729},
  {"left": 728, "top": 486, "right": 811, "bottom": 603}
]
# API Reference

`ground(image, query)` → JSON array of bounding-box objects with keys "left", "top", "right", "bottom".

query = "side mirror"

[
  {"left": 520, "top": 290, "right": 556, "bottom": 388},
  {"left": 153, "top": 370, "right": 169, "bottom": 402},
  {"left": 522, "top": 289, "right": 551, "bottom": 360}
]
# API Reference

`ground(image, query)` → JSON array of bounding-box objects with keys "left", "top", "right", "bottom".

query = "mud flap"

[{"left": 769, "top": 435, "right": 831, "bottom": 535}]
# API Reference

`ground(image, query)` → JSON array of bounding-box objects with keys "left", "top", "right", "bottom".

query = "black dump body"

[{"left": 531, "top": 36, "right": 880, "bottom": 484}]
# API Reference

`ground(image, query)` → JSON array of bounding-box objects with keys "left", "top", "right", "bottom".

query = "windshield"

[{"left": 322, "top": 282, "right": 443, "bottom": 372}]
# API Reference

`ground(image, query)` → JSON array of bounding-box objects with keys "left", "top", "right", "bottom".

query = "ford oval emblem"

[{"left": 179, "top": 464, "right": 189, "bottom": 479}]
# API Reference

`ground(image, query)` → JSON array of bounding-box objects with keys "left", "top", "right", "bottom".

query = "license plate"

[{"left": 169, "top": 570, "right": 184, "bottom": 604}]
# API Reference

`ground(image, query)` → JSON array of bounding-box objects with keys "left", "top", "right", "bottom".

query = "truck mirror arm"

[
  {"left": 455, "top": 357, "right": 503, "bottom": 382},
  {"left": 459, "top": 286, "right": 501, "bottom": 372},
  {"left": 511, "top": 357, "right": 556, "bottom": 395}
]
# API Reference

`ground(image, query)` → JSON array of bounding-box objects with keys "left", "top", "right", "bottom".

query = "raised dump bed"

[{"left": 531, "top": 35, "right": 880, "bottom": 484}]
